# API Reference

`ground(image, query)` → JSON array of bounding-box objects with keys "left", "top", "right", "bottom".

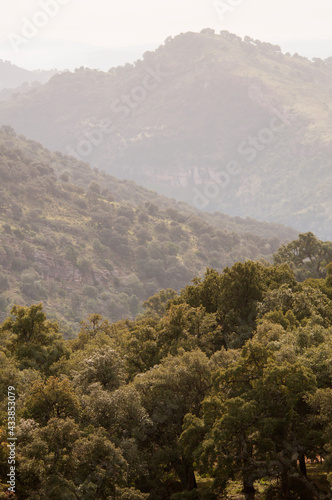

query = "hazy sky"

[{"left": 1, "top": 0, "right": 332, "bottom": 69}]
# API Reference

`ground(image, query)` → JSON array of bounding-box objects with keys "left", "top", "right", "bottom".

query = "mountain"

[
  {"left": 0, "top": 81, "right": 45, "bottom": 104},
  {"left": 0, "top": 59, "right": 57, "bottom": 103},
  {"left": 0, "top": 126, "right": 297, "bottom": 334},
  {"left": 0, "top": 31, "right": 331, "bottom": 238},
  {"left": 0, "top": 60, "right": 57, "bottom": 90}
]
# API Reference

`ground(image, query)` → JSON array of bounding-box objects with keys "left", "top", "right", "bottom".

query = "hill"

[
  {"left": 0, "top": 60, "right": 57, "bottom": 90},
  {"left": 0, "top": 31, "right": 331, "bottom": 237},
  {"left": 0, "top": 126, "right": 297, "bottom": 334}
]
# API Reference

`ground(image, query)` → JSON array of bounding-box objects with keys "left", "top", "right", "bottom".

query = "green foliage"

[
  {"left": 24, "top": 377, "right": 81, "bottom": 425},
  {"left": 0, "top": 304, "right": 68, "bottom": 373},
  {"left": 74, "top": 347, "right": 127, "bottom": 391},
  {"left": 0, "top": 236, "right": 332, "bottom": 498},
  {"left": 274, "top": 232, "right": 332, "bottom": 281},
  {"left": 178, "top": 262, "right": 267, "bottom": 346},
  {"left": 15, "top": 418, "right": 127, "bottom": 499},
  {"left": 143, "top": 289, "right": 178, "bottom": 317}
]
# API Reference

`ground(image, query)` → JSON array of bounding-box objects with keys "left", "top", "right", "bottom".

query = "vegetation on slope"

[{"left": 0, "top": 127, "right": 296, "bottom": 335}]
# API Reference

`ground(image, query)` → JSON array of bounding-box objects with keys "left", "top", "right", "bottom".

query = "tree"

[
  {"left": 121, "top": 317, "right": 161, "bottom": 378},
  {"left": 182, "top": 338, "right": 319, "bottom": 499},
  {"left": 260, "top": 284, "right": 332, "bottom": 328},
  {"left": 16, "top": 418, "right": 129, "bottom": 499},
  {"left": 143, "top": 289, "right": 178, "bottom": 317},
  {"left": 0, "top": 304, "right": 68, "bottom": 373},
  {"left": 158, "top": 303, "right": 223, "bottom": 356},
  {"left": 82, "top": 383, "right": 151, "bottom": 490},
  {"left": 307, "top": 388, "right": 332, "bottom": 492},
  {"left": 274, "top": 232, "right": 332, "bottom": 280},
  {"left": 1, "top": 304, "right": 58, "bottom": 345},
  {"left": 16, "top": 418, "right": 80, "bottom": 500},
  {"left": 179, "top": 268, "right": 224, "bottom": 314},
  {"left": 326, "top": 263, "right": 332, "bottom": 288},
  {"left": 133, "top": 350, "right": 212, "bottom": 496},
  {"left": 24, "top": 377, "right": 81, "bottom": 425},
  {"left": 179, "top": 263, "right": 266, "bottom": 347},
  {"left": 71, "top": 314, "right": 113, "bottom": 351},
  {"left": 73, "top": 429, "right": 128, "bottom": 498},
  {"left": 217, "top": 262, "right": 265, "bottom": 343},
  {"left": 74, "top": 347, "right": 126, "bottom": 391}
]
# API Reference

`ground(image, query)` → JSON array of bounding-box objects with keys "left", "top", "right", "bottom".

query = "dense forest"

[
  {"left": 0, "top": 127, "right": 296, "bottom": 335},
  {"left": 1, "top": 31, "right": 332, "bottom": 236},
  {"left": 0, "top": 232, "right": 332, "bottom": 499}
]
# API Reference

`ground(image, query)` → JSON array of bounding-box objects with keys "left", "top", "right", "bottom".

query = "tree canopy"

[{"left": 0, "top": 235, "right": 332, "bottom": 498}]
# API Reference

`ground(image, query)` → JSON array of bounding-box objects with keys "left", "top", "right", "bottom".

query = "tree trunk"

[
  {"left": 242, "top": 476, "right": 255, "bottom": 500},
  {"left": 281, "top": 468, "right": 290, "bottom": 498},
  {"left": 243, "top": 485, "right": 255, "bottom": 500},
  {"left": 299, "top": 454, "right": 307, "bottom": 477},
  {"left": 173, "top": 458, "right": 197, "bottom": 491}
]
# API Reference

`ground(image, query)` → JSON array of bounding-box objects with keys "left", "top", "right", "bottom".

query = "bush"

[
  {"left": 88, "top": 180, "right": 101, "bottom": 194},
  {"left": 77, "top": 258, "right": 92, "bottom": 274},
  {"left": 74, "top": 198, "right": 88, "bottom": 209},
  {"left": 0, "top": 275, "right": 9, "bottom": 292},
  {"left": 21, "top": 281, "right": 47, "bottom": 301},
  {"left": 83, "top": 286, "right": 97, "bottom": 299},
  {"left": 0, "top": 293, "right": 8, "bottom": 311}
]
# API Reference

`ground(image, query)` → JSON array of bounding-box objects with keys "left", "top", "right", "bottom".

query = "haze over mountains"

[
  {"left": 0, "top": 59, "right": 58, "bottom": 103},
  {"left": 0, "top": 59, "right": 57, "bottom": 90},
  {"left": 0, "top": 30, "right": 331, "bottom": 239},
  {"left": 0, "top": 39, "right": 160, "bottom": 73},
  {"left": 1, "top": 37, "right": 331, "bottom": 72}
]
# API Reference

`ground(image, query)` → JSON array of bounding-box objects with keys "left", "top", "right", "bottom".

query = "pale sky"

[{"left": 1, "top": 0, "right": 332, "bottom": 69}]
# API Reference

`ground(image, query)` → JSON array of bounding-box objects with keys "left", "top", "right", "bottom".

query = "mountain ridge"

[
  {"left": 0, "top": 59, "right": 57, "bottom": 90},
  {"left": 0, "top": 30, "right": 331, "bottom": 237}
]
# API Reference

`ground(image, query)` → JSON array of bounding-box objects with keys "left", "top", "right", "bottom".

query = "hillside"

[
  {"left": 0, "top": 60, "right": 57, "bottom": 90},
  {"left": 0, "top": 127, "right": 297, "bottom": 335},
  {"left": 0, "top": 31, "right": 331, "bottom": 237}
]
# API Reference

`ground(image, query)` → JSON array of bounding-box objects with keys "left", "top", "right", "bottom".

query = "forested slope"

[
  {"left": 0, "top": 233, "right": 332, "bottom": 498},
  {"left": 0, "top": 127, "right": 296, "bottom": 334}
]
